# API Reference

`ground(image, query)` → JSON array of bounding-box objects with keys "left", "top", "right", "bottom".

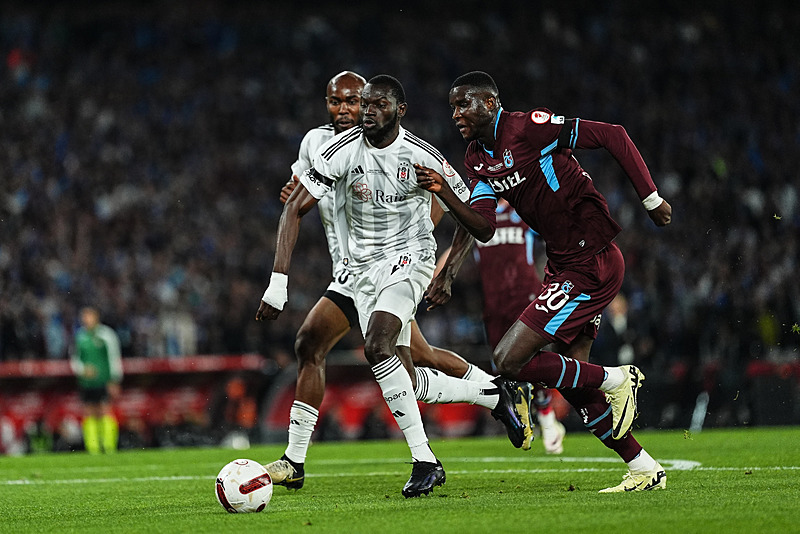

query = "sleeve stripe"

[
  {"left": 321, "top": 127, "right": 362, "bottom": 160},
  {"left": 405, "top": 132, "right": 445, "bottom": 163},
  {"left": 469, "top": 180, "right": 496, "bottom": 200},
  {"left": 570, "top": 118, "right": 580, "bottom": 149},
  {"left": 469, "top": 193, "right": 496, "bottom": 205}
]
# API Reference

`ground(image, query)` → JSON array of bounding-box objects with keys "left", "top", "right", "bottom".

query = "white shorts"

[
  {"left": 353, "top": 251, "right": 434, "bottom": 347},
  {"left": 326, "top": 260, "right": 355, "bottom": 299}
]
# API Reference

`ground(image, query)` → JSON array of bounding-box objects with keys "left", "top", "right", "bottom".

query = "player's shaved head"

[
  {"left": 451, "top": 71, "right": 499, "bottom": 98},
  {"left": 328, "top": 71, "right": 366, "bottom": 93}
]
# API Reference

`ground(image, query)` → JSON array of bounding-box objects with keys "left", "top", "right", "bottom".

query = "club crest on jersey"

[
  {"left": 561, "top": 281, "right": 574, "bottom": 294},
  {"left": 397, "top": 162, "right": 411, "bottom": 182},
  {"left": 352, "top": 181, "right": 372, "bottom": 201},
  {"left": 503, "top": 149, "right": 514, "bottom": 168}
]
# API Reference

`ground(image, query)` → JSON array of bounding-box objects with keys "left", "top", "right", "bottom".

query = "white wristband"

[
  {"left": 261, "top": 272, "right": 288, "bottom": 311},
  {"left": 642, "top": 191, "right": 663, "bottom": 211}
]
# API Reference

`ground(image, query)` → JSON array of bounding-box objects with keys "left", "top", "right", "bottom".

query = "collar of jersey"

[
  {"left": 479, "top": 107, "right": 503, "bottom": 158},
  {"left": 364, "top": 125, "right": 406, "bottom": 152}
]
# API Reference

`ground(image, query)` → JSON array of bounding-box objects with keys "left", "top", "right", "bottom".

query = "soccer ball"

[{"left": 215, "top": 459, "right": 274, "bottom": 513}]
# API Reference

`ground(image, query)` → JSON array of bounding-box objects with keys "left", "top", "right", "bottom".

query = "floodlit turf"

[{"left": 1, "top": 427, "right": 799, "bottom": 533}]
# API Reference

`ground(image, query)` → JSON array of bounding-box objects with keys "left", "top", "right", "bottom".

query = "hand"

[
  {"left": 255, "top": 300, "right": 282, "bottom": 321},
  {"left": 424, "top": 273, "right": 453, "bottom": 310},
  {"left": 279, "top": 175, "right": 300, "bottom": 204},
  {"left": 84, "top": 365, "right": 97, "bottom": 379},
  {"left": 648, "top": 199, "right": 672, "bottom": 226},
  {"left": 414, "top": 164, "right": 445, "bottom": 193}
]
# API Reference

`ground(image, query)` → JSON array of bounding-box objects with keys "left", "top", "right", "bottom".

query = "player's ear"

[
  {"left": 485, "top": 96, "right": 497, "bottom": 111},
  {"left": 397, "top": 102, "right": 407, "bottom": 118}
]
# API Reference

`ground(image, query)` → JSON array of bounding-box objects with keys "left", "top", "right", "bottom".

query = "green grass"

[{"left": 2, "top": 427, "right": 800, "bottom": 533}]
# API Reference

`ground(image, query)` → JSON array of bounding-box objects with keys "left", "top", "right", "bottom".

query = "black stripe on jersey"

[
  {"left": 404, "top": 131, "right": 445, "bottom": 163},
  {"left": 309, "top": 168, "right": 334, "bottom": 188},
  {"left": 321, "top": 126, "right": 362, "bottom": 160},
  {"left": 557, "top": 119, "right": 576, "bottom": 150}
]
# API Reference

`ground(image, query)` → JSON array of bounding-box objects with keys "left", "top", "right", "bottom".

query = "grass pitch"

[{"left": 1, "top": 427, "right": 799, "bottom": 533}]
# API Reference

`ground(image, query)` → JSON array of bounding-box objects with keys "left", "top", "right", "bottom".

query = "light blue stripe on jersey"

[
  {"left": 469, "top": 180, "right": 497, "bottom": 204},
  {"left": 544, "top": 293, "right": 591, "bottom": 335},
  {"left": 540, "top": 140, "right": 558, "bottom": 157},
  {"left": 570, "top": 118, "right": 580, "bottom": 149},
  {"left": 539, "top": 154, "right": 560, "bottom": 192}
]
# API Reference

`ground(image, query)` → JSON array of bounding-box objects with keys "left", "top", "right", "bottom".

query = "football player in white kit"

[
  {"left": 257, "top": 75, "right": 530, "bottom": 497},
  {"left": 262, "top": 72, "right": 534, "bottom": 495}
]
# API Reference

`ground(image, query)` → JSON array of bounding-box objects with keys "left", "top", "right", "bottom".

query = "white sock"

[
  {"left": 373, "top": 356, "right": 435, "bottom": 463},
  {"left": 284, "top": 400, "right": 318, "bottom": 464},
  {"left": 461, "top": 363, "right": 496, "bottom": 383},
  {"left": 600, "top": 366, "right": 625, "bottom": 392},
  {"left": 628, "top": 449, "right": 658, "bottom": 473},
  {"left": 414, "top": 367, "right": 499, "bottom": 410}
]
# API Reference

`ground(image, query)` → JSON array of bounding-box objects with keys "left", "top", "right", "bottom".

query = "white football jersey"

[
  {"left": 290, "top": 124, "right": 341, "bottom": 276},
  {"left": 299, "top": 125, "right": 470, "bottom": 274}
]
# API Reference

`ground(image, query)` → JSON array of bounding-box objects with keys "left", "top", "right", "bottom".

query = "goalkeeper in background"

[{"left": 70, "top": 307, "right": 123, "bottom": 454}]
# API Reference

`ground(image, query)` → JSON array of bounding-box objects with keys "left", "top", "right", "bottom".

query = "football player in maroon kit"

[
  {"left": 417, "top": 71, "right": 672, "bottom": 492},
  {"left": 432, "top": 198, "right": 567, "bottom": 454}
]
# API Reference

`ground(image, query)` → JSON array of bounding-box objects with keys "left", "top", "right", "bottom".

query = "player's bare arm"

[
  {"left": 256, "top": 183, "right": 319, "bottom": 322},
  {"left": 425, "top": 225, "right": 474, "bottom": 310},
  {"left": 279, "top": 175, "right": 301, "bottom": 204},
  {"left": 415, "top": 163, "right": 494, "bottom": 242}
]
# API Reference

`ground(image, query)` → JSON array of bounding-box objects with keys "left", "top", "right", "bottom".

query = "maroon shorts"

[{"left": 518, "top": 242, "right": 624, "bottom": 345}]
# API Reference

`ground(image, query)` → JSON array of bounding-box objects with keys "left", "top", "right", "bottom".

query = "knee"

[
  {"left": 363, "top": 336, "right": 393, "bottom": 366},
  {"left": 492, "top": 348, "right": 518, "bottom": 378},
  {"left": 294, "top": 328, "right": 325, "bottom": 368}
]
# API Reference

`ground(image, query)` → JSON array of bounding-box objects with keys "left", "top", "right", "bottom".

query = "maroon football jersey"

[
  {"left": 465, "top": 108, "right": 657, "bottom": 269},
  {"left": 475, "top": 202, "right": 543, "bottom": 346}
]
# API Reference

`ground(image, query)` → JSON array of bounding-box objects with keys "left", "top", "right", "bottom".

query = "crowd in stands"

[{"left": 2, "top": 1, "right": 798, "bottom": 427}]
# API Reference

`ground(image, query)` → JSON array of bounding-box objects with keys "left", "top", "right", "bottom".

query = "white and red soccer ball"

[{"left": 215, "top": 459, "right": 273, "bottom": 513}]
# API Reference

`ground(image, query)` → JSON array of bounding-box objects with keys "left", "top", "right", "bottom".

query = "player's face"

[
  {"left": 360, "top": 84, "right": 406, "bottom": 148},
  {"left": 327, "top": 78, "right": 364, "bottom": 134},
  {"left": 449, "top": 86, "right": 495, "bottom": 142}
]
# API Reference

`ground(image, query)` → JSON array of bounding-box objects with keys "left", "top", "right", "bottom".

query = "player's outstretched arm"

[
  {"left": 572, "top": 120, "right": 672, "bottom": 227},
  {"left": 426, "top": 224, "right": 474, "bottom": 310},
  {"left": 256, "top": 184, "right": 319, "bottom": 321},
  {"left": 415, "top": 164, "right": 494, "bottom": 242}
]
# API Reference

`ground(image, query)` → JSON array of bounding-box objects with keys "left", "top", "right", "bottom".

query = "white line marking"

[{"left": 2, "top": 459, "right": 799, "bottom": 486}]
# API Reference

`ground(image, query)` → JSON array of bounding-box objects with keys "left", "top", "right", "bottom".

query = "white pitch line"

[{"left": 3, "top": 463, "right": 800, "bottom": 486}]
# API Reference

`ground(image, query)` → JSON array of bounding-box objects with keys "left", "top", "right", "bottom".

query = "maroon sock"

[
  {"left": 559, "top": 387, "right": 643, "bottom": 462},
  {"left": 517, "top": 351, "right": 605, "bottom": 389}
]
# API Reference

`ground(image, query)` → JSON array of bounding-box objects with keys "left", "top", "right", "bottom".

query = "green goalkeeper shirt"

[{"left": 71, "top": 324, "right": 123, "bottom": 389}]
